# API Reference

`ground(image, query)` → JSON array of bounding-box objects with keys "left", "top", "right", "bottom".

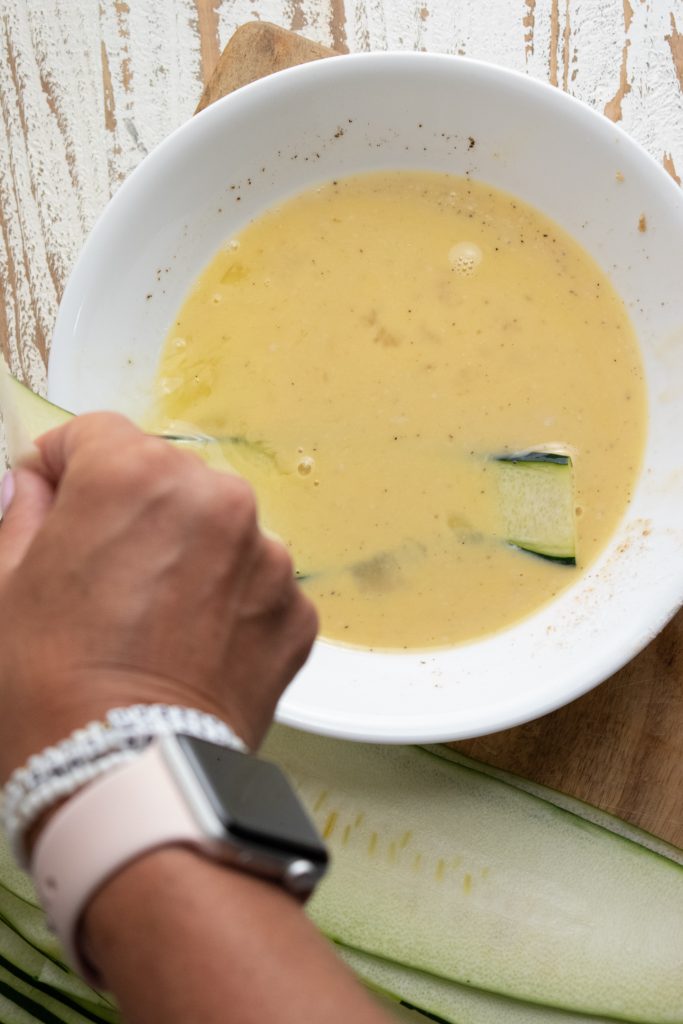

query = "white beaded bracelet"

[{"left": 1, "top": 704, "right": 247, "bottom": 867}]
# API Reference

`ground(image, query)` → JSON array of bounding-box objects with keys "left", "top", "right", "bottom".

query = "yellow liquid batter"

[{"left": 152, "top": 172, "right": 646, "bottom": 649}]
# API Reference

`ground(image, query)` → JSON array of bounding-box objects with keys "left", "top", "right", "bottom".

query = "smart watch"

[{"left": 32, "top": 734, "right": 328, "bottom": 983}]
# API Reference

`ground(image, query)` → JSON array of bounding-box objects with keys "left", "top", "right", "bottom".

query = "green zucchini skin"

[
  {"left": 496, "top": 453, "right": 571, "bottom": 466},
  {"left": 0, "top": 849, "right": 116, "bottom": 1024},
  {"left": 0, "top": 887, "right": 66, "bottom": 968},
  {"left": 0, "top": 839, "right": 39, "bottom": 915},
  {"left": 0, "top": 930, "right": 115, "bottom": 1023},
  {"left": 0, "top": 966, "right": 101, "bottom": 1024},
  {"left": 0, "top": 986, "right": 49, "bottom": 1024},
  {"left": 372, "top": 990, "right": 451, "bottom": 1023},
  {"left": 515, "top": 548, "right": 576, "bottom": 566},
  {"left": 0, "top": 981, "right": 64, "bottom": 1024}
]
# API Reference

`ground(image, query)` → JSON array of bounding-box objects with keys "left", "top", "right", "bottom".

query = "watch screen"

[{"left": 176, "top": 734, "right": 326, "bottom": 862}]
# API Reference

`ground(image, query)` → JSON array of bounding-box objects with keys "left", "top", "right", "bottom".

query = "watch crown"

[{"left": 284, "top": 858, "right": 319, "bottom": 896}]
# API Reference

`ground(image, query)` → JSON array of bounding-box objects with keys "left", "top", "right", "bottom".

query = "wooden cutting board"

[{"left": 199, "top": 22, "right": 683, "bottom": 850}]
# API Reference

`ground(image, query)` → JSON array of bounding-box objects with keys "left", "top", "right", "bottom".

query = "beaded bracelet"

[{"left": 1, "top": 704, "right": 247, "bottom": 867}]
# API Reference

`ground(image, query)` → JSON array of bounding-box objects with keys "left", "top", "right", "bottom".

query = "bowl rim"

[
  {"left": 49, "top": 50, "right": 683, "bottom": 742},
  {"left": 49, "top": 52, "right": 683, "bottom": 377}
]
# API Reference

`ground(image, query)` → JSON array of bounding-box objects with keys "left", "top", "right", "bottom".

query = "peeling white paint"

[
  {"left": 622, "top": 1, "right": 683, "bottom": 172},
  {"left": 0, "top": 1, "right": 203, "bottom": 388}
]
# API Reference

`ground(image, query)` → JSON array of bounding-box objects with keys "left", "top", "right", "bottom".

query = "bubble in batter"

[
  {"left": 448, "top": 241, "right": 483, "bottom": 277},
  {"left": 297, "top": 456, "right": 315, "bottom": 476}
]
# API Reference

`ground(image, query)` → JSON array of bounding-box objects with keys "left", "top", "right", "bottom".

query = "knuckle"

[
  {"left": 191, "top": 474, "right": 259, "bottom": 542},
  {"left": 136, "top": 436, "right": 183, "bottom": 475},
  {"left": 71, "top": 435, "right": 184, "bottom": 501},
  {"left": 102, "top": 446, "right": 164, "bottom": 493},
  {"left": 37, "top": 412, "right": 144, "bottom": 488},
  {"left": 76, "top": 411, "right": 134, "bottom": 434},
  {"left": 64, "top": 413, "right": 141, "bottom": 463},
  {"left": 66, "top": 450, "right": 118, "bottom": 498}
]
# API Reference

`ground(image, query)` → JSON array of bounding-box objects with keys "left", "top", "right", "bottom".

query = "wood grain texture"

[
  {"left": 195, "top": 21, "right": 335, "bottom": 112},
  {"left": 0, "top": 0, "right": 203, "bottom": 390},
  {"left": 1, "top": 4, "right": 682, "bottom": 845}
]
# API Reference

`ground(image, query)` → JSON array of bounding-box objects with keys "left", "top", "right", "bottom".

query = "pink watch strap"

[{"left": 31, "top": 741, "right": 204, "bottom": 983}]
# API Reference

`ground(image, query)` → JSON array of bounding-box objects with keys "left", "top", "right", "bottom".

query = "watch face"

[{"left": 176, "top": 734, "right": 327, "bottom": 865}]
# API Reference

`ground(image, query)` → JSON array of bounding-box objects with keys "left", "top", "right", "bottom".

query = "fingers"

[
  {"left": 0, "top": 467, "right": 56, "bottom": 578},
  {"left": 0, "top": 414, "right": 141, "bottom": 588},
  {"left": 34, "top": 412, "right": 143, "bottom": 486}
]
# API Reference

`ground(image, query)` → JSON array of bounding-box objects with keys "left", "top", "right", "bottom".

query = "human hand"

[{"left": 0, "top": 413, "right": 318, "bottom": 781}]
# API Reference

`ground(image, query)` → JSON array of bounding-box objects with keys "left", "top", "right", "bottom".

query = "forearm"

[{"left": 83, "top": 848, "right": 388, "bottom": 1024}]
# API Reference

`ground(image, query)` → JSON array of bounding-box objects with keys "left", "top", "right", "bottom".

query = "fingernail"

[{"left": 1, "top": 471, "right": 15, "bottom": 515}]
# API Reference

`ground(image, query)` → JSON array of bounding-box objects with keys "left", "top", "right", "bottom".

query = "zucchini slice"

[
  {"left": 0, "top": 841, "right": 114, "bottom": 1021},
  {"left": 372, "top": 989, "right": 448, "bottom": 1023},
  {"left": 0, "top": 375, "right": 264, "bottom": 478},
  {"left": 338, "top": 945, "right": 613, "bottom": 1024},
  {"left": 0, "top": 837, "right": 38, "bottom": 907},
  {"left": 0, "top": 370, "right": 70, "bottom": 467},
  {"left": 0, "top": 928, "right": 114, "bottom": 1022},
  {"left": 422, "top": 745, "right": 683, "bottom": 868},
  {"left": 262, "top": 726, "right": 683, "bottom": 1024},
  {"left": 0, "top": 969, "right": 100, "bottom": 1024},
  {"left": 0, "top": 886, "right": 66, "bottom": 968},
  {"left": 0, "top": 986, "right": 49, "bottom": 1024},
  {"left": 495, "top": 453, "right": 575, "bottom": 564}
]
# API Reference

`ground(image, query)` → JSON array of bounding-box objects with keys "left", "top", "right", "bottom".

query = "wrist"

[
  {"left": 80, "top": 846, "right": 245, "bottom": 985},
  {"left": 80, "top": 845, "right": 309, "bottom": 1011},
  {"left": 25, "top": 732, "right": 326, "bottom": 983}
]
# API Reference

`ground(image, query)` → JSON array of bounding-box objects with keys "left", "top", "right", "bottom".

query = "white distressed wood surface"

[{"left": 0, "top": 0, "right": 681, "bottom": 397}]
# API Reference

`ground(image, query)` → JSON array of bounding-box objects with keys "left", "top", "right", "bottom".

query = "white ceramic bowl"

[{"left": 49, "top": 53, "right": 683, "bottom": 743}]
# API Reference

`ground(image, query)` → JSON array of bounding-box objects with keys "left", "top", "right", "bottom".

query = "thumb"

[{"left": 0, "top": 467, "right": 55, "bottom": 577}]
